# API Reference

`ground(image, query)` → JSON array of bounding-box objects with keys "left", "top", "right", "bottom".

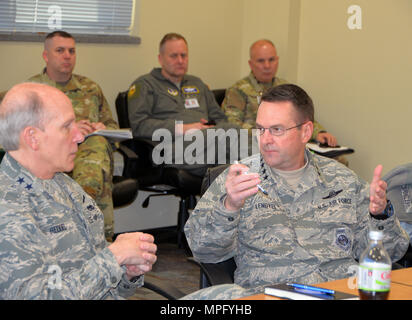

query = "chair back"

[
  {"left": 115, "top": 91, "right": 131, "bottom": 129},
  {"left": 196, "top": 162, "right": 236, "bottom": 288},
  {"left": 212, "top": 89, "right": 226, "bottom": 107},
  {"left": 200, "top": 164, "right": 230, "bottom": 196}
]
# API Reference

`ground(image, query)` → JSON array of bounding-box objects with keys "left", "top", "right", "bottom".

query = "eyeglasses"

[{"left": 255, "top": 122, "right": 307, "bottom": 137}]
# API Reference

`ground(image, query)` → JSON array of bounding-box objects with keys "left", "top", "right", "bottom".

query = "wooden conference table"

[{"left": 239, "top": 267, "right": 412, "bottom": 300}]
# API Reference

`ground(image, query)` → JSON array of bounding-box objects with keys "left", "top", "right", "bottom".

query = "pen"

[
  {"left": 286, "top": 283, "right": 335, "bottom": 295},
  {"left": 256, "top": 184, "right": 269, "bottom": 196},
  {"left": 233, "top": 161, "right": 269, "bottom": 196}
]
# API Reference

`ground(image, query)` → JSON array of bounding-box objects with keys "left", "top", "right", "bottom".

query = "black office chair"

[
  {"left": 112, "top": 144, "right": 139, "bottom": 208},
  {"left": 115, "top": 91, "right": 203, "bottom": 250},
  {"left": 396, "top": 245, "right": 412, "bottom": 268},
  {"left": 188, "top": 163, "right": 237, "bottom": 289}
]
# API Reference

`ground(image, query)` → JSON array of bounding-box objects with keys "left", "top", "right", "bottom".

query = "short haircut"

[
  {"left": 45, "top": 30, "right": 74, "bottom": 41},
  {"left": 261, "top": 84, "right": 315, "bottom": 123},
  {"left": 0, "top": 88, "right": 48, "bottom": 151},
  {"left": 44, "top": 30, "right": 74, "bottom": 50},
  {"left": 159, "top": 33, "right": 187, "bottom": 53}
]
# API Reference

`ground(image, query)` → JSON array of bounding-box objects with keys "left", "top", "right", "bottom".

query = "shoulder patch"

[{"left": 128, "top": 83, "right": 140, "bottom": 99}]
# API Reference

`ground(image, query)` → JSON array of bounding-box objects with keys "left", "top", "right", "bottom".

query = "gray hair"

[{"left": 0, "top": 89, "right": 48, "bottom": 151}]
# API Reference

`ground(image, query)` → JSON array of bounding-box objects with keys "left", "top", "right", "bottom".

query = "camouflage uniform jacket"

[
  {"left": 185, "top": 150, "right": 409, "bottom": 289},
  {"left": 29, "top": 70, "right": 119, "bottom": 130},
  {"left": 0, "top": 154, "right": 142, "bottom": 299},
  {"left": 222, "top": 73, "right": 325, "bottom": 139},
  {"left": 127, "top": 68, "right": 228, "bottom": 139}
]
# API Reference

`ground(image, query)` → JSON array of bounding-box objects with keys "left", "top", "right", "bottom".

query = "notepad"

[
  {"left": 306, "top": 142, "right": 354, "bottom": 158},
  {"left": 264, "top": 283, "right": 359, "bottom": 300}
]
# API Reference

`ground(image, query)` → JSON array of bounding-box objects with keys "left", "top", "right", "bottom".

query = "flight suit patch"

[
  {"left": 182, "top": 86, "right": 199, "bottom": 94},
  {"left": 167, "top": 88, "right": 179, "bottom": 96}
]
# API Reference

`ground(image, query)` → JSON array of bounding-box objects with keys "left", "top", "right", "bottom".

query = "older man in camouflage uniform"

[
  {"left": 0, "top": 83, "right": 157, "bottom": 299},
  {"left": 222, "top": 39, "right": 340, "bottom": 149},
  {"left": 184, "top": 84, "right": 409, "bottom": 299},
  {"left": 28, "top": 31, "right": 118, "bottom": 240}
]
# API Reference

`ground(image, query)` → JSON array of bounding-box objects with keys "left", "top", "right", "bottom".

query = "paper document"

[{"left": 85, "top": 129, "right": 133, "bottom": 142}]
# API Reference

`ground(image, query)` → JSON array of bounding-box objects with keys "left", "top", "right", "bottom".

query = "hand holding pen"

[{"left": 224, "top": 161, "right": 262, "bottom": 212}]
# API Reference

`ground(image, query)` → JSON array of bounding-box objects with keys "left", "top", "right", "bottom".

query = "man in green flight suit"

[
  {"left": 29, "top": 31, "right": 119, "bottom": 240},
  {"left": 127, "top": 33, "right": 242, "bottom": 177}
]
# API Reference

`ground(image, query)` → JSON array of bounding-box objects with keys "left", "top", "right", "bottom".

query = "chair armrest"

[
  {"left": 128, "top": 138, "right": 159, "bottom": 168},
  {"left": 117, "top": 143, "right": 138, "bottom": 161},
  {"left": 143, "top": 274, "right": 187, "bottom": 300},
  {"left": 188, "top": 257, "right": 236, "bottom": 289},
  {"left": 116, "top": 143, "right": 138, "bottom": 178}
]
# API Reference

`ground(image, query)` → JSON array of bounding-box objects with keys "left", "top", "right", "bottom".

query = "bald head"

[
  {"left": 249, "top": 39, "right": 276, "bottom": 58},
  {"left": 248, "top": 39, "right": 279, "bottom": 83},
  {"left": 0, "top": 83, "right": 68, "bottom": 151}
]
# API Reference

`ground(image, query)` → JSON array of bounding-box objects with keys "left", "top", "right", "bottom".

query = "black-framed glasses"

[{"left": 255, "top": 122, "right": 307, "bottom": 137}]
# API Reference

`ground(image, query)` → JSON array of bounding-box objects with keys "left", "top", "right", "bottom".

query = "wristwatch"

[{"left": 371, "top": 200, "right": 394, "bottom": 220}]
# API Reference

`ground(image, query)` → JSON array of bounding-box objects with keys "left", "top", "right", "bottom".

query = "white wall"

[
  {"left": 297, "top": 0, "right": 412, "bottom": 179},
  {"left": 1, "top": 0, "right": 410, "bottom": 182},
  {"left": 0, "top": 0, "right": 244, "bottom": 121}
]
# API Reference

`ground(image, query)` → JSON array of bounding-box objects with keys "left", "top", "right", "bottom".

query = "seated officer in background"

[
  {"left": 28, "top": 30, "right": 118, "bottom": 240},
  {"left": 0, "top": 83, "right": 157, "bottom": 299},
  {"left": 183, "top": 84, "right": 408, "bottom": 299},
  {"left": 127, "top": 33, "right": 243, "bottom": 177},
  {"left": 222, "top": 39, "right": 348, "bottom": 165}
]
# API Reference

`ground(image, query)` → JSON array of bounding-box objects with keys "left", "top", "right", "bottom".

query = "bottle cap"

[{"left": 369, "top": 230, "right": 384, "bottom": 240}]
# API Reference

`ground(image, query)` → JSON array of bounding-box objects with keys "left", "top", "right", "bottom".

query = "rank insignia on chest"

[
  {"left": 167, "top": 88, "right": 179, "bottom": 96},
  {"left": 182, "top": 86, "right": 199, "bottom": 94}
]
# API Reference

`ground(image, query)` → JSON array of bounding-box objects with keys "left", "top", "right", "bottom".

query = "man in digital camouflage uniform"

[
  {"left": 0, "top": 83, "right": 157, "bottom": 299},
  {"left": 29, "top": 31, "right": 118, "bottom": 240},
  {"left": 222, "top": 39, "right": 349, "bottom": 166},
  {"left": 127, "top": 33, "right": 243, "bottom": 177},
  {"left": 183, "top": 84, "right": 409, "bottom": 300}
]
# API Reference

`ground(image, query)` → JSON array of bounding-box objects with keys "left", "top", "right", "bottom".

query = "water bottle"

[{"left": 358, "top": 230, "right": 391, "bottom": 300}]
